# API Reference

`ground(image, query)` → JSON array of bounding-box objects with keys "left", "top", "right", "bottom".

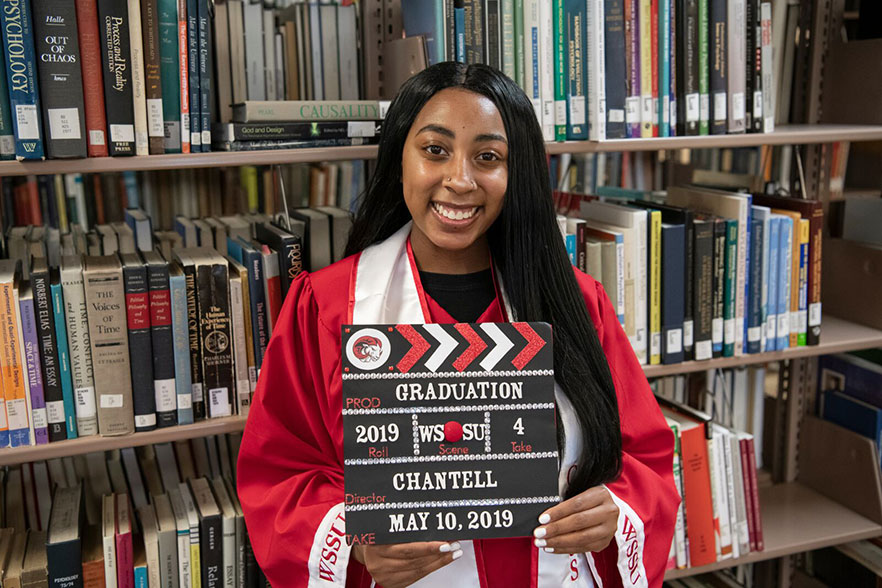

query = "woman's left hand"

[{"left": 532, "top": 486, "right": 619, "bottom": 554}]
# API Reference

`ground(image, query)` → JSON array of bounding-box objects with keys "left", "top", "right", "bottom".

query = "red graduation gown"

[{"left": 237, "top": 253, "right": 678, "bottom": 587}]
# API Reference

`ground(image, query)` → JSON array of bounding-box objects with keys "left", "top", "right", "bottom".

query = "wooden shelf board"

[
  {"left": 643, "top": 315, "right": 882, "bottom": 378},
  {"left": 0, "top": 416, "right": 246, "bottom": 466},
  {"left": 0, "top": 125, "right": 880, "bottom": 176},
  {"left": 665, "top": 481, "right": 882, "bottom": 580}
]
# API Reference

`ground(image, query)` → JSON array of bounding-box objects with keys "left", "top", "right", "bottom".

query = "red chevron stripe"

[
  {"left": 395, "top": 324, "right": 431, "bottom": 372},
  {"left": 511, "top": 322, "right": 546, "bottom": 370},
  {"left": 452, "top": 323, "right": 488, "bottom": 372}
]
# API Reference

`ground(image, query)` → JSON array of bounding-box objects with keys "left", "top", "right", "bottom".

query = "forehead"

[{"left": 410, "top": 88, "right": 506, "bottom": 136}]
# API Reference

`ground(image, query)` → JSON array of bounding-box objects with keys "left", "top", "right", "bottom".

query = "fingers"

[
  {"left": 533, "top": 524, "right": 616, "bottom": 554},
  {"left": 537, "top": 486, "right": 610, "bottom": 525},
  {"left": 365, "top": 542, "right": 463, "bottom": 588},
  {"left": 531, "top": 486, "right": 619, "bottom": 555},
  {"left": 534, "top": 500, "right": 619, "bottom": 540},
  {"left": 373, "top": 541, "right": 461, "bottom": 561}
]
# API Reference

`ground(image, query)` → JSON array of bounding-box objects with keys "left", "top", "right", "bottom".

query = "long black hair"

[{"left": 345, "top": 62, "right": 622, "bottom": 496}]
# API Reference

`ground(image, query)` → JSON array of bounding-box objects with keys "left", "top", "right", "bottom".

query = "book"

[
  {"left": 196, "top": 0, "right": 211, "bottom": 148},
  {"left": 137, "top": 504, "right": 161, "bottom": 588},
  {"left": 115, "top": 495, "right": 134, "bottom": 588},
  {"left": 21, "top": 530, "right": 48, "bottom": 588},
  {"left": 727, "top": 0, "right": 746, "bottom": 133},
  {"left": 60, "top": 255, "right": 98, "bottom": 436},
  {"left": 1, "top": 0, "right": 45, "bottom": 159},
  {"left": 178, "top": 484, "right": 201, "bottom": 588},
  {"left": 47, "top": 485, "right": 84, "bottom": 588},
  {"left": 175, "top": 0, "right": 189, "bottom": 153},
  {"left": 254, "top": 221, "right": 304, "bottom": 298},
  {"left": 660, "top": 222, "right": 685, "bottom": 365},
  {"left": 0, "top": 37, "right": 15, "bottom": 159},
  {"left": 166, "top": 489, "right": 191, "bottom": 588},
  {"left": 0, "top": 260, "right": 32, "bottom": 447},
  {"left": 30, "top": 258, "right": 66, "bottom": 441},
  {"left": 647, "top": 208, "right": 661, "bottom": 364},
  {"left": 49, "top": 268, "right": 78, "bottom": 439},
  {"left": 604, "top": 0, "right": 627, "bottom": 138},
  {"left": 18, "top": 281, "right": 48, "bottom": 445},
  {"left": 151, "top": 494, "right": 178, "bottom": 588},
  {"left": 224, "top": 256, "right": 256, "bottom": 403},
  {"left": 32, "top": 0, "right": 88, "bottom": 159},
  {"left": 586, "top": 0, "right": 605, "bottom": 141},
  {"left": 212, "top": 121, "right": 380, "bottom": 143},
  {"left": 69, "top": 0, "right": 108, "bottom": 159},
  {"left": 158, "top": 0, "right": 181, "bottom": 151},
  {"left": 231, "top": 100, "right": 384, "bottom": 123},
  {"left": 97, "top": 0, "right": 136, "bottom": 155},
  {"left": 709, "top": 0, "right": 727, "bottom": 134},
  {"left": 82, "top": 524, "right": 105, "bottom": 588},
  {"left": 127, "top": 0, "right": 150, "bottom": 156},
  {"left": 185, "top": 0, "right": 200, "bottom": 152},
  {"left": 121, "top": 253, "right": 157, "bottom": 432},
  {"left": 189, "top": 478, "right": 221, "bottom": 588},
  {"left": 83, "top": 255, "right": 134, "bottom": 436},
  {"left": 140, "top": 0, "right": 165, "bottom": 154},
  {"left": 143, "top": 251, "right": 177, "bottom": 428},
  {"left": 821, "top": 390, "right": 882, "bottom": 469},
  {"left": 102, "top": 495, "right": 117, "bottom": 588},
  {"left": 225, "top": 266, "right": 250, "bottom": 419}
]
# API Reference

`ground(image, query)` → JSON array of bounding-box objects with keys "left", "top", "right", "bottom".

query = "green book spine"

[
  {"left": 723, "top": 219, "right": 738, "bottom": 357},
  {"left": 158, "top": 0, "right": 181, "bottom": 152},
  {"left": 501, "top": 0, "right": 515, "bottom": 80},
  {"left": 553, "top": 0, "right": 566, "bottom": 141},
  {"left": 514, "top": 0, "right": 524, "bottom": 87},
  {"left": 0, "top": 25, "right": 13, "bottom": 160},
  {"left": 697, "top": 0, "right": 710, "bottom": 135}
]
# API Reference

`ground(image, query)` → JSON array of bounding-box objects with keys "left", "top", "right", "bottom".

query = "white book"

[
  {"left": 337, "top": 4, "right": 359, "bottom": 100},
  {"left": 721, "top": 427, "right": 740, "bottom": 558},
  {"left": 168, "top": 488, "right": 192, "bottom": 588},
  {"left": 580, "top": 201, "right": 648, "bottom": 364},
  {"left": 243, "top": 1, "right": 266, "bottom": 101},
  {"left": 262, "top": 8, "right": 277, "bottom": 101},
  {"left": 747, "top": 366, "right": 765, "bottom": 468},
  {"left": 275, "top": 31, "right": 285, "bottom": 100},
  {"left": 728, "top": 429, "right": 750, "bottom": 556},
  {"left": 154, "top": 494, "right": 180, "bottom": 588},
  {"left": 179, "top": 483, "right": 201, "bottom": 588},
  {"left": 227, "top": 272, "right": 251, "bottom": 417},
  {"left": 60, "top": 255, "right": 98, "bottom": 436},
  {"left": 585, "top": 0, "right": 606, "bottom": 141},
  {"left": 139, "top": 503, "right": 162, "bottom": 588},
  {"left": 103, "top": 494, "right": 118, "bottom": 588},
  {"left": 760, "top": 3, "right": 775, "bottom": 133},
  {"left": 223, "top": 478, "right": 245, "bottom": 588},
  {"left": 522, "top": 0, "right": 541, "bottom": 124},
  {"left": 665, "top": 418, "right": 688, "bottom": 569},
  {"left": 227, "top": 0, "right": 247, "bottom": 105},
  {"left": 538, "top": 0, "right": 555, "bottom": 141},
  {"left": 319, "top": 4, "right": 341, "bottom": 101},
  {"left": 727, "top": 0, "right": 746, "bottom": 133},
  {"left": 583, "top": 223, "right": 626, "bottom": 333},
  {"left": 128, "top": 0, "right": 151, "bottom": 155},
  {"left": 211, "top": 478, "right": 237, "bottom": 588}
]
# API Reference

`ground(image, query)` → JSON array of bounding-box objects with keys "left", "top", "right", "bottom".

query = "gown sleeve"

[
  {"left": 236, "top": 273, "right": 365, "bottom": 588},
  {"left": 584, "top": 280, "right": 680, "bottom": 588}
]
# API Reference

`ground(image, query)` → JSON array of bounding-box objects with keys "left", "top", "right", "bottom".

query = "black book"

[
  {"left": 486, "top": 0, "right": 500, "bottom": 69},
  {"left": 747, "top": 217, "right": 763, "bottom": 353},
  {"left": 445, "top": 0, "right": 456, "bottom": 62},
  {"left": 186, "top": 0, "right": 201, "bottom": 152},
  {"left": 744, "top": 0, "right": 755, "bottom": 131},
  {"left": 47, "top": 484, "right": 84, "bottom": 588},
  {"left": 692, "top": 217, "right": 714, "bottom": 361},
  {"left": 604, "top": 0, "right": 627, "bottom": 138},
  {"left": 189, "top": 478, "right": 222, "bottom": 588},
  {"left": 212, "top": 121, "right": 380, "bottom": 143},
  {"left": 229, "top": 238, "right": 267, "bottom": 372},
  {"left": 142, "top": 250, "right": 177, "bottom": 427},
  {"left": 199, "top": 251, "right": 234, "bottom": 419},
  {"left": 707, "top": 216, "right": 726, "bottom": 358},
  {"left": 197, "top": 0, "right": 212, "bottom": 150},
  {"left": 290, "top": 208, "right": 331, "bottom": 272},
  {"left": 709, "top": 0, "right": 728, "bottom": 134},
  {"left": 31, "top": 0, "right": 88, "bottom": 159},
  {"left": 660, "top": 223, "right": 686, "bottom": 364},
  {"left": 38, "top": 176, "right": 58, "bottom": 231},
  {"left": 676, "top": 0, "right": 699, "bottom": 135},
  {"left": 255, "top": 221, "right": 304, "bottom": 299},
  {"left": 749, "top": 0, "right": 763, "bottom": 133},
  {"left": 97, "top": 0, "right": 135, "bottom": 155},
  {"left": 463, "top": 0, "right": 485, "bottom": 65},
  {"left": 121, "top": 253, "right": 157, "bottom": 432},
  {"left": 31, "top": 257, "right": 66, "bottom": 442}
]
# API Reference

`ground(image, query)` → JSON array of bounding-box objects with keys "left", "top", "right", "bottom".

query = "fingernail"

[
  {"left": 538, "top": 513, "right": 551, "bottom": 525},
  {"left": 533, "top": 527, "right": 547, "bottom": 539},
  {"left": 534, "top": 538, "right": 546, "bottom": 547},
  {"left": 450, "top": 542, "right": 461, "bottom": 551},
  {"left": 439, "top": 543, "right": 452, "bottom": 553},
  {"left": 452, "top": 550, "right": 463, "bottom": 560},
  {"left": 543, "top": 547, "right": 555, "bottom": 553}
]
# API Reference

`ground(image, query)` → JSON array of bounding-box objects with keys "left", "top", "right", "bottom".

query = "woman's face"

[{"left": 401, "top": 88, "right": 508, "bottom": 272}]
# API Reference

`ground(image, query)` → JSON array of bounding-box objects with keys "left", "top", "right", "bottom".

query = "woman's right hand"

[{"left": 352, "top": 541, "right": 463, "bottom": 588}]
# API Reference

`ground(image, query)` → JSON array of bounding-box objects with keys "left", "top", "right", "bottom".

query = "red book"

[
  {"left": 738, "top": 435, "right": 757, "bottom": 551},
  {"left": 662, "top": 407, "right": 716, "bottom": 567},
  {"left": 650, "top": 0, "right": 659, "bottom": 137},
  {"left": 115, "top": 494, "right": 135, "bottom": 588},
  {"left": 745, "top": 436, "right": 764, "bottom": 551},
  {"left": 74, "top": 0, "right": 109, "bottom": 157},
  {"left": 260, "top": 244, "right": 282, "bottom": 330}
]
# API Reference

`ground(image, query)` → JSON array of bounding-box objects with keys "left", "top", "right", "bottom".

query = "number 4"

[{"left": 513, "top": 418, "right": 524, "bottom": 435}]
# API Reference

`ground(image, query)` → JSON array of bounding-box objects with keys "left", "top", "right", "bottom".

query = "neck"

[{"left": 409, "top": 229, "right": 491, "bottom": 274}]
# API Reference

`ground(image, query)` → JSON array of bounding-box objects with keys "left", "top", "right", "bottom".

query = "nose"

[{"left": 442, "top": 156, "right": 476, "bottom": 194}]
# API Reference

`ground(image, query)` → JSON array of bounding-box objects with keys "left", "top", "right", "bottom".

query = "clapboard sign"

[{"left": 341, "top": 322, "right": 560, "bottom": 545}]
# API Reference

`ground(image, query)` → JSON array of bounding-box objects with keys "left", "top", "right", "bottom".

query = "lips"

[{"left": 431, "top": 202, "right": 480, "bottom": 221}]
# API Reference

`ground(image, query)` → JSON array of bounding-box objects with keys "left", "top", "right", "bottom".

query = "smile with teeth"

[{"left": 432, "top": 202, "right": 479, "bottom": 221}]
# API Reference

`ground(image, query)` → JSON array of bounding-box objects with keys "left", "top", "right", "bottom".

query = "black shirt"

[{"left": 418, "top": 268, "right": 496, "bottom": 323}]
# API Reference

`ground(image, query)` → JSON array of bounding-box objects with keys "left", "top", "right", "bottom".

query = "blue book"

[
  {"left": 565, "top": 233, "right": 577, "bottom": 266},
  {"left": 564, "top": 0, "right": 587, "bottom": 140},
  {"left": 775, "top": 215, "right": 792, "bottom": 351},
  {"left": 765, "top": 217, "right": 780, "bottom": 351},
  {"left": 50, "top": 271, "right": 77, "bottom": 439},
  {"left": 0, "top": 0, "right": 44, "bottom": 159},
  {"left": 752, "top": 206, "right": 772, "bottom": 352},
  {"left": 818, "top": 354, "right": 882, "bottom": 410},
  {"left": 402, "top": 0, "right": 446, "bottom": 65},
  {"left": 798, "top": 227, "right": 809, "bottom": 346},
  {"left": 740, "top": 194, "right": 753, "bottom": 354},
  {"left": 722, "top": 218, "right": 738, "bottom": 358},
  {"left": 658, "top": 0, "right": 671, "bottom": 137},
  {"left": 169, "top": 262, "right": 193, "bottom": 425},
  {"left": 187, "top": 0, "right": 202, "bottom": 152},
  {"left": 0, "top": 28, "right": 14, "bottom": 160},
  {"left": 134, "top": 562, "right": 148, "bottom": 588},
  {"left": 821, "top": 390, "right": 882, "bottom": 469},
  {"left": 455, "top": 0, "right": 466, "bottom": 62},
  {"left": 228, "top": 237, "right": 268, "bottom": 368},
  {"left": 746, "top": 217, "right": 763, "bottom": 354},
  {"left": 123, "top": 171, "right": 140, "bottom": 208}
]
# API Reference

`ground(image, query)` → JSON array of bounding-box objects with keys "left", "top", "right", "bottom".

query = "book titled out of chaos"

[{"left": 342, "top": 322, "right": 560, "bottom": 545}]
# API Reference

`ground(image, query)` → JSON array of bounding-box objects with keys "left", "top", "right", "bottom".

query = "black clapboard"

[{"left": 341, "top": 322, "right": 560, "bottom": 545}]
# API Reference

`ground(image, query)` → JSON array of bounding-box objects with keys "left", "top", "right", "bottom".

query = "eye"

[
  {"left": 477, "top": 152, "right": 502, "bottom": 162},
  {"left": 425, "top": 144, "right": 447, "bottom": 156}
]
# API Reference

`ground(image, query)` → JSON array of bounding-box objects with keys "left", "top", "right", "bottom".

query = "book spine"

[
  {"left": 586, "top": 0, "right": 605, "bottom": 141},
  {"left": 765, "top": 217, "right": 779, "bottom": 351},
  {"left": 797, "top": 219, "right": 808, "bottom": 346},
  {"left": 0, "top": 31, "right": 15, "bottom": 159},
  {"left": 668, "top": 0, "right": 676, "bottom": 134},
  {"left": 501, "top": 0, "right": 515, "bottom": 78},
  {"left": 147, "top": 260, "right": 177, "bottom": 427},
  {"left": 454, "top": 0, "right": 465, "bottom": 62},
  {"left": 638, "top": 0, "right": 652, "bottom": 137},
  {"left": 760, "top": 2, "right": 774, "bottom": 133},
  {"left": 564, "top": 0, "right": 587, "bottom": 141},
  {"left": 650, "top": 0, "right": 659, "bottom": 136},
  {"left": 513, "top": 0, "right": 523, "bottom": 83},
  {"left": 97, "top": 0, "right": 135, "bottom": 156},
  {"left": 186, "top": 0, "right": 200, "bottom": 151},
  {"left": 0, "top": 280, "right": 30, "bottom": 446},
  {"left": 538, "top": 0, "right": 554, "bottom": 141},
  {"left": 200, "top": 516, "right": 222, "bottom": 588},
  {"left": 169, "top": 267, "right": 192, "bottom": 424},
  {"left": 20, "top": 294, "right": 48, "bottom": 445},
  {"left": 61, "top": 265, "right": 98, "bottom": 435},
  {"left": 552, "top": 0, "right": 566, "bottom": 141},
  {"left": 658, "top": 0, "right": 670, "bottom": 137},
  {"left": 723, "top": 219, "right": 737, "bottom": 357},
  {"left": 181, "top": 261, "right": 204, "bottom": 421},
  {"left": 31, "top": 270, "right": 65, "bottom": 441},
  {"left": 739, "top": 437, "right": 757, "bottom": 551},
  {"left": 176, "top": 0, "right": 189, "bottom": 152},
  {"left": 242, "top": 249, "right": 266, "bottom": 370},
  {"left": 197, "top": 0, "right": 211, "bottom": 149},
  {"left": 157, "top": 0, "right": 180, "bottom": 151},
  {"left": 711, "top": 220, "right": 725, "bottom": 357},
  {"left": 750, "top": 0, "right": 763, "bottom": 133},
  {"left": 228, "top": 274, "right": 250, "bottom": 417},
  {"left": 727, "top": 0, "right": 745, "bottom": 133},
  {"left": 777, "top": 218, "right": 791, "bottom": 350},
  {"left": 84, "top": 261, "right": 135, "bottom": 436},
  {"left": 47, "top": 540, "right": 83, "bottom": 588},
  {"left": 758, "top": 214, "right": 770, "bottom": 352},
  {"left": 693, "top": 220, "right": 713, "bottom": 361},
  {"left": 649, "top": 210, "right": 661, "bottom": 364},
  {"left": 661, "top": 224, "right": 685, "bottom": 365},
  {"left": 74, "top": 0, "right": 109, "bottom": 156},
  {"left": 1, "top": 0, "right": 45, "bottom": 159},
  {"left": 127, "top": 0, "right": 149, "bottom": 155},
  {"left": 807, "top": 206, "right": 822, "bottom": 346},
  {"left": 683, "top": 0, "right": 699, "bottom": 135},
  {"left": 200, "top": 261, "right": 233, "bottom": 419},
  {"left": 748, "top": 218, "right": 763, "bottom": 353},
  {"left": 604, "top": 0, "right": 627, "bottom": 138},
  {"left": 117, "top": 529, "right": 134, "bottom": 588},
  {"left": 141, "top": 0, "right": 165, "bottom": 154},
  {"left": 50, "top": 279, "right": 77, "bottom": 438},
  {"left": 32, "top": 0, "right": 88, "bottom": 159},
  {"left": 746, "top": 437, "right": 763, "bottom": 550},
  {"left": 697, "top": 0, "right": 709, "bottom": 134},
  {"left": 122, "top": 261, "right": 156, "bottom": 432},
  {"left": 709, "top": 0, "right": 726, "bottom": 134},
  {"left": 744, "top": 0, "right": 755, "bottom": 131}
]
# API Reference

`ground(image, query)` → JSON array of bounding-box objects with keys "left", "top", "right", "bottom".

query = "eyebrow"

[{"left": 416, "top": 124, "right": 508, "bottom": 144}]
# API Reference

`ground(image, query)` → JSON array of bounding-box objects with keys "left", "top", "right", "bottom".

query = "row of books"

[
  {"left": 664, "top": 570, "right": 750, "bottom": 587},
  {"left": 0, "top": 0, "right": 365, "bottom": 159},
  {"left": 0, "top": 205, "right": 347, "bottom": 446},
  {"left": 558, "top": 185, "right": 824, "bottom": 366},
  {"left": 402, "top": 0, "right": 776, "bottom": 142},
  {"left": 1, "top": 433, "right": 270, "bottom": 587}
]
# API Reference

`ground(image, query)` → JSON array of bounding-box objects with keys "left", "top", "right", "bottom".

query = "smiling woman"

[{"left": 236, "top": 62, "right": 679, "bottom": 588}]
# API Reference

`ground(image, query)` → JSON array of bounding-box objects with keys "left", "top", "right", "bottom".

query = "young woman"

[{"left": 237, "top": 62, "right": 679, "bottom": 588}]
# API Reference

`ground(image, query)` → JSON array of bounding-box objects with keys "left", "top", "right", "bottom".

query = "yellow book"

[
  {"left": 240, "top": 166, "right": 259, "bottom": 214},
  {"left": 798, "top": 219, "right": 810, "bottom": 346},
  {"left": 649, "top": 210, "right": 662, "bottom": 364},
  {"left": 771, "top": 209, "right": 802, "bottom": 348},
  {"left": 639, "top": 0, "right": 653, "bottom": 137},
  {"left": 0, "top": 261, "right": 30, "bottom": 447}
]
